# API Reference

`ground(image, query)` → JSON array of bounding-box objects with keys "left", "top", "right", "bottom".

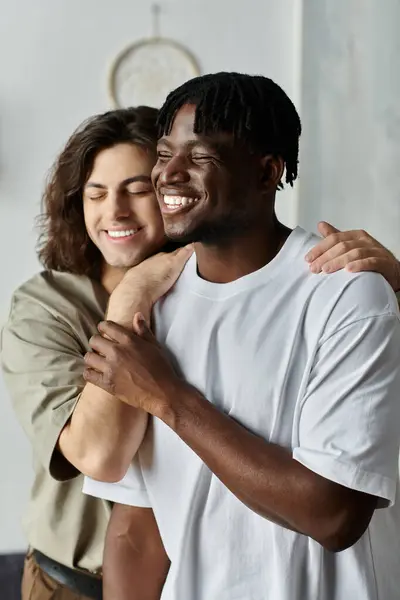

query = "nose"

[
  {"left": 158, "top": 155, "right": 190, "bottom": 186},
  {"left": 105, "top": 190, "right": 132, "bottom": 221}
]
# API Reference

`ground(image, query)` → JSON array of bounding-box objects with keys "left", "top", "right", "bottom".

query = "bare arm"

[
  {"left": 85, "top": 307, "right": 400, "bottom": 552},
  {"left": 103, "top": 504, "right": 169, "bottom": 600},
  {"left": 160, "top": 384, "right": 377, "bottom": 550},
  {"left": 58, "top": 382, "right": 148, "bottom": 482},
  {"left": 59, "top": 247, "right": 192, "bottom": 481}
]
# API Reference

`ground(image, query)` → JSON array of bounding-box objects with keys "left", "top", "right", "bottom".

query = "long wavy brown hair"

[{"left": 37, "top": 106, "right": 159, "bottom": 280}]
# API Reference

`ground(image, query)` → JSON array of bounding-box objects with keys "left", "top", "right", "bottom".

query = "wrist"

[
  {"left": 156, "top": 381, "right": 204, "bottom": 430},
  {"left": 106, "top": 300, "right": 151, "bottom": 328}
]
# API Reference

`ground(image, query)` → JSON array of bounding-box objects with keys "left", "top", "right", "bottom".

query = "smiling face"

[
  {"left": 83, "top": 143, "right": 165, "bottom": 269},
  {"left": 151, "top": 104, "right": 267, "bottom": 245}
]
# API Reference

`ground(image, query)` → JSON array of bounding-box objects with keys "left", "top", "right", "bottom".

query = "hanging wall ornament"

[{"left": 108, "top": 4, "right": 201, "bottom": 108}]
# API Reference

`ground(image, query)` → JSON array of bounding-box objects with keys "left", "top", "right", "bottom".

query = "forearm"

[
  {"left": 160, "top": 385, "right": 361, "bottom": 547},
  {"left": 59, "top": 300, "right": 151, "bottom": 481},
  {"left": 104, "top": 505, "right": 169, "bottom": 600},
  {"left": 59, "top": 383, "right": 147, "bottom": 481}
]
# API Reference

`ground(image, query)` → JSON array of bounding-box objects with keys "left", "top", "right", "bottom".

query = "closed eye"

[
  {"left": 192, "top": 154, "right": 213, "bottom": 162},
  {"left": 126, "top": 186, "right": 154, "bottom": 196},
  {"left": 157, "top": 152, "right": 172, "bottom": 161},
  {"left": 87, "top": 193, "right": 106, "bottom": 201}
]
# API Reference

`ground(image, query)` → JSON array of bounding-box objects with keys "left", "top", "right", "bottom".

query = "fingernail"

[
  {"left": 310, "top": 264, "right": 319, "bottom": 274},
  {"left": 305, "top": 253, "right": 312, "bottom": 262}
]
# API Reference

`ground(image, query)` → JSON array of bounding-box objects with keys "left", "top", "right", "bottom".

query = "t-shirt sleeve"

[
  {"left": 293, "top": 311, "right": 400, "bottom": 507},
  {"left": 1, "top": 287, "right": 86, "bottom": 481},
  {"left": 396, "top": 290, "right": 400, "bottom": 308},
  {"left": 83, "top": 457, "right": 151, "bottom": 508}
]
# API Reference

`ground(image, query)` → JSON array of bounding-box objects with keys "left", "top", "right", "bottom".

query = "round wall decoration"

[{"left": 108, "top": 6, "right": 201, "bottom": 108}]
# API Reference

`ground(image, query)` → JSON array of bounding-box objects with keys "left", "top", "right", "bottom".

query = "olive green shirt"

[{"left": 1, "top": 271, "right": 110, "bottom": 573}]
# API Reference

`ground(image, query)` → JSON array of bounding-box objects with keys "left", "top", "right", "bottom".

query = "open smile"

[
  {"left": 103, "top": 228, "right": 143, "bottom": 243},
  {"left": 160, "top": 195, "right": 201, "bottom": 215}
]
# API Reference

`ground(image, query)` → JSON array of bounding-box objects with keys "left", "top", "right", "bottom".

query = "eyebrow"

[
  {"left": 85, "top": 175, "right": 152, "bottom": 189},
  {"left": 157, "top": 138, "right": 223, "bottom": 153}
]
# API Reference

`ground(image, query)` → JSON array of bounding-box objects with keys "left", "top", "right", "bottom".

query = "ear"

[{"left": 260, "top": 155, "right": 285, "bottom": 189}]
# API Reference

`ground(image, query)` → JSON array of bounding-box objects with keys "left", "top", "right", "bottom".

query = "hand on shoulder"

[{"left": 305, "top": 222, "right": 400, "bottom": 292}]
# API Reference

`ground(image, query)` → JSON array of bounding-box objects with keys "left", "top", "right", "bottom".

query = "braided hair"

[{"left": 158, "top": 72, "right": 301, "bottom": 188}]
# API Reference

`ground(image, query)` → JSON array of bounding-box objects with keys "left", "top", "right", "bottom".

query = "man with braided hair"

[{"left": 83, "top": 73, "right": 400, "bottom": 600}]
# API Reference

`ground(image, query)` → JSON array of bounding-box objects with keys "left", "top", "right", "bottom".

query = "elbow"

[
  {"left": 78, "top": 454, "right": 130, "bottom": 483},
  {"left": 317, "top": 529, "right": 362, "bottom": 553},
  {"left": 313, "top": 513, "right": 373, "bottom": 553}
]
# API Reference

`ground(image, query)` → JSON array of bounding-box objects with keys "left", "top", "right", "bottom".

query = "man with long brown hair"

[
  {"left": 1, "top": 106, "right": 192, "bottom": 600},
  {"left": 1, "top": 100, "right": 399, "bottom": 600}
]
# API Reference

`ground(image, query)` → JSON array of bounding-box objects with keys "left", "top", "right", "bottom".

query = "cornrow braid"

[{"left": 158, "top": 72, "right": 301, "bottom": 187}]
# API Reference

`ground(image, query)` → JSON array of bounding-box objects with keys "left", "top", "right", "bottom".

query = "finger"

[
  {"left": 84, "top": 350, "right": 108, "bottom": 372},
  {"left": 311, "top": 247, "right": 387, "bottom": 274},
  {"left": 132, "top": 313, "right": 157, "bottom": 343},
  {"left": 83, "top": 367, "right": 113, "bottom": 394},
  {"left": 306, "top": 231, "right": 370, "bottom": 264},
  {"left": 168, "top": 244, "right": 194, "bottom": 274},
  {"left": 171, "top": 243, "right": 194, "bottom": 256},
  {"left": 317, "top": 221, "right": 340, "bottom": 239},
  {"left": 89, "top": 333, "right": 117, "bottom": 355},
  {"left": 345, "top": 257, "right": 384, "bottom": 274},
  {"left": 97, "top": 320, "right": 132, "bottom": 344}
]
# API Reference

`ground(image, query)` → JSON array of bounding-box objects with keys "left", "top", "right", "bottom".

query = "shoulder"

[
  {"left": 304, "top": 270, "right": 400, "bottom": 350},
  {"left": 2, "top": 271, "right": 107, "bottom": 354},
  {"left": 290, "top": 229, "right": 399, "bottom": 336},
  {"left": 8, "top": 270, "right": 107, "bottom": 323}
]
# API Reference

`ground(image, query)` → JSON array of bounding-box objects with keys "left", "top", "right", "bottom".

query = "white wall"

[
  {"left": 298, "top": 0, "right": 400, "bottom": 256},
  {"left": 0, "top": 0, "right": 301, "bottom": 552}
]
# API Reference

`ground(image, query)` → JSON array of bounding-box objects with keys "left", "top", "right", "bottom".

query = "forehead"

[
  {"left": 159, "top": 104, "right": 234, "bottom": 150},
  {"left": 88, "top": 143, "right": 154, "bottom": 180}
]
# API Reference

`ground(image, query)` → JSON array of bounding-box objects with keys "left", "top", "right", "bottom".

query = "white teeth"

[
  {"left": 107, "top": 229, "right": 137, "bottom": 238},
  {"left": 163, "top": 195, "right": 199, "bottom": 207}
]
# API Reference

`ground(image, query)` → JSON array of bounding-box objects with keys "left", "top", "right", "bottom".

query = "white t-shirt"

[{"left": 84, "top": 227, "right": 400, "bottom": 600}]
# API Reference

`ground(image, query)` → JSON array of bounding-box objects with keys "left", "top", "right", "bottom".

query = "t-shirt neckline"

[{"left": 184, "top": 226, "right": 309, "bottom": 300}]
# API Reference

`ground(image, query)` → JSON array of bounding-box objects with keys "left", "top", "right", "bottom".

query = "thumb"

[
  {"left": 170, "top": 244, "right": 194, "bottom": 272},
  {"left": 132, "top": 312, "right": 155, "bottom": 341},
  {"left": 317, "top": 221, "right": 340, "bottom": 238}
]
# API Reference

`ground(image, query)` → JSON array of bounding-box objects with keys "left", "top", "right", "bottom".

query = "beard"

[{"left": 165, "top": 209, "right": 258, "bottom": 246}]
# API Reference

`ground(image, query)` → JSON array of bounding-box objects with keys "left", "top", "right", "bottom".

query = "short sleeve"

[
  {"left": 293, "top": 312, "right": 400, "bottom": 506},
  {"left": 1, "top": 286, "right": 86, "bottom": 481},
  {"left": 83, "top": 457, "right": 151, "bottom": 508}
]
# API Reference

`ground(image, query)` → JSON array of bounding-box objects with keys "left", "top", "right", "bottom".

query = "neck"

[
  {"left": 101, "top": 264, "right": 128, "bottom": 294},
  {"left": 194, "top": 218, "right": 291, "bottom": 284}
]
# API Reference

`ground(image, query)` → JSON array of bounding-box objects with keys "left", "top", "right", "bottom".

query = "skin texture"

[{"left": 83, "top": 105, "right": 391, "bottom": 599}]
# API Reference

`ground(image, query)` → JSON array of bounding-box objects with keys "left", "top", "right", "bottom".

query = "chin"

[
  {"left": 105, "top": 255, "right": 141, "bottom": 269},
  {"left": 164, "top": 220, "right": 202, "bottom": 244}
]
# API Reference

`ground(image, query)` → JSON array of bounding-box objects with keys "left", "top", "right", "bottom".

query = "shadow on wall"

[{"left": 0, "top": 554, "right": 25, "bottom": 600}]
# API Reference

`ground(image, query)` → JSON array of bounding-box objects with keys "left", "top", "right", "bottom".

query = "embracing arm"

[
  {"left": 0, "top": 282, "right": 148, "bottom": 482},
  {"left": 103, "top": 504, "right": 169, "bottom": 600},
  {"left": 60, "top": 247, "right": 193, "bottom": 481},
  {"left": 1, "top": 248, "right": 192, "bottom": 482},
  {"left": 158, "top": 385, "right": 377, "bottom": 551}
]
